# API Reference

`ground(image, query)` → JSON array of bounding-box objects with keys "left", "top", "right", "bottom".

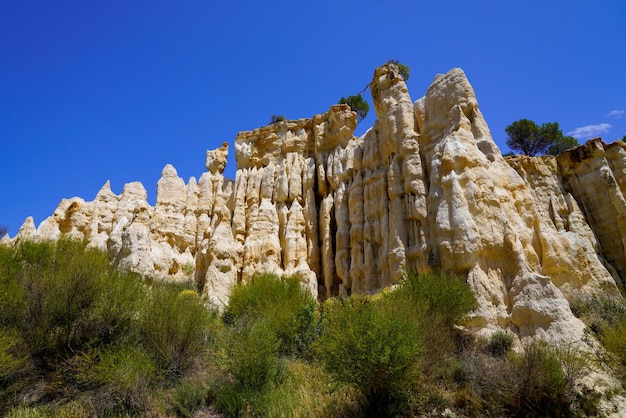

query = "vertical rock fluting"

[
  {"left": 416, "top": 68, "right": 618, "bottom": 341},
  {"left": 506, "top": 155, "right": 621, "bottom": 295},
  {"left": 556, "top": 139, "right": 626, "bottom": 288},
  {"left": 11, "top": 64, "right": 625, "bottom": 343}
]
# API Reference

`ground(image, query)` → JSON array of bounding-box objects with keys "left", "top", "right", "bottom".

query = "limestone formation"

[{"left": 10, "top": 64, "right": 626, "bottom": 348}]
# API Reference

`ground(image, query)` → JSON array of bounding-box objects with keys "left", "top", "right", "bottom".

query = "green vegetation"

[
  {"left": 337, "top": 60, "right": 411, "bottom": 125},
  {"left": 574, "top": 295, "right": 626, "bottom": 380},
  {"left": 505, "top": 118, "right": 578, "bottom": 156},
  {"left": 339, "top": 94, "right": 370, "bottom": 122},
  {"left": 487, "top": 330, "right": 515, "bottom": 357},
  {"left": 317, "top": 295, "right": 422, "bottom": 416},
  {"left": 386, "top": 58, "right": 410, "bottom": 80},
  {"left": 548, "top": 134, "right": 579, "bottom": 155},
  {"left": 224, "top": 273, "right": 317, "bottom": 357},
  {"left": 0, "top": 238, "right": 614, "bottom": 417},
  {"left": 0, "top": 238, "right": 217, "bottom": 416},
  {"left": 270, "top": 114, "right": 286, "bottom": 124}
]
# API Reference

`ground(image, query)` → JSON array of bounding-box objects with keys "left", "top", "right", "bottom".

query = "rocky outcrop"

[{"left": 11, "top": 64, "right": 626, "bottom": 345}]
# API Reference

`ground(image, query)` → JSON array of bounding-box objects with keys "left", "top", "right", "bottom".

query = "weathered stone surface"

[{"left": 11, "top": 64, "right": 625, "bottom": 346}]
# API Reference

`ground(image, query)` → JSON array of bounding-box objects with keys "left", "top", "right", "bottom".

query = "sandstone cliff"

[{"left": 10, "top": 63, "right": 626, "bottom": 345}]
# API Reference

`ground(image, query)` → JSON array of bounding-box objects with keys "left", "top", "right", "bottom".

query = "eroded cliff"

[{"left": 9, "top": 63, "right": 626, "bottom": 344}]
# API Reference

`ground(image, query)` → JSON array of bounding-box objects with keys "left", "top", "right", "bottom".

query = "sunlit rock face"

[{"left": 13, "top": 64, "right": 626, "bottom": 345}]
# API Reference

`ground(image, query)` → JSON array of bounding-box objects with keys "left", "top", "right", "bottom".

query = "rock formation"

[{"left": 10, "top": 63, "right": 626, "bottom": 346}]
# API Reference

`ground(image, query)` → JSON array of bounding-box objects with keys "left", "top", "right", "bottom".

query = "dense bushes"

[
  {"left": 0, "top": 238, "right": 217, "bottom": 416},
  {"left": 224, "top": 273, "right": 317, "bottom": 356},
  {"left": 574, "top": 295, "right": 626, "bottom": 380},
  {"left": 1, "top": 238, "right": 611, "bottom": 417},
  {"left": 139, "top": 284, "right": 215, "bottom": 375},
  {"left": 317, "top": 296, "right": 422, "bottom": 416}
]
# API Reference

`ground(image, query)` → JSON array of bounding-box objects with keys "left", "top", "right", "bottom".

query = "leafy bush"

[
  {"left": 572, "top": 295, "right": 626, "bottom": 381},
  {"left": 255, "top": 359, "right": 364, "bottom": 418},
  {"left": 317, "top": 295, "right": 422, "bottom": 416},
  {"left": 171, "top": 380, "right": 207, "bottom": 417},
  {"left": 602, "top": 320, "right": 626, "bottom": 369},
  {"left": 138, "top": 282, "right": 216, "bottom": 376},
  {"left": 338, "top": 94, "right": 369, "bottom": 122},
  {"left": 87, "top": 269, "right": 145, "bottom": 346},
  {"left": 386, "top": 59, "right": 410, "bottom": 80},
  {"left": 224, "top": 273, "right": 317, "bottom": 356},
  {"left": 226, "top": 319, "right": 283, "bottom": 391},
  {"left": 487, "top": 330, "right": 514, "bottom": 357},
  {"left": 572, "top": 295, "right": 626, "bottom": 334},
  {"left": 213, "top": 319, "right": 284, "bottom": 417},
  {"left": 0, "top": 238, "right": 220, "bottom": 416},
  {"left": 0, "top": 238, "right": 114, "bottom": 357},
  {"left": 0, "top": 329, "right": 28, "bottom": 381},
  {"left": 507, "top": 341, "right": 573, "bottom": 416},
  {"left": 386, "top": 271, "right": 476, "bottom": 367},
  {"left": 468, "top": 341, "right": 590, "bottom": 417},
  {"left": 270, "top": 114, "right": 286, "bottom": 124},
  {"left": 72, "top": 345, "right": 157, "bottom": 415}
]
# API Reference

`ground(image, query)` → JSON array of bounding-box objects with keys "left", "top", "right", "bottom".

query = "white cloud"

[
  {"left": 607, "top": 110, "right": 624, "bottom": 119},
  {"left": 567, "top": 123, "right": 612, "bottom": 140}
]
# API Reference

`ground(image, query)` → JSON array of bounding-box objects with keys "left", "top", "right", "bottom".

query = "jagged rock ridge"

[{"left": 8, "top": 64, "right": 626, "bottom": 345}]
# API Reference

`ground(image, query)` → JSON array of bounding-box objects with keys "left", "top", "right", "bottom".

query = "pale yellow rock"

[
  {"left": 507, "top": 155, "right": 620, "bottom": 296},
  {"left": 206, "top": 142, "right": 228, "bottom": 174},
  {"left": 417, "top": 68, "right": 593, "bottom": 343},
  {"left": 16, "top": 216, "right": 37, "bottom": 241},
  {"left": 13, "top": 65, "right": 626, "bottom": 354},
  {"left": 557, "top": 139, "right": 626, "bottom": 288}
]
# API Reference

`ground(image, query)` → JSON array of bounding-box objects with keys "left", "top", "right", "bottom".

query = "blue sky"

[{"left": 1, "top": 0, "right": 625, "bottom": 236}]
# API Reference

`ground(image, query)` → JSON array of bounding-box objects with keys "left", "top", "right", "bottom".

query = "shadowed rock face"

[{"left": 11, "top": 64, "right": 626, "bottom": 344}]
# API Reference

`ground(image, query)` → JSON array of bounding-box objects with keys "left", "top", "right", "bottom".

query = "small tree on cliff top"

[
  {"left": 270, "top": 114, "right": 286, "bottom": 124},
  {"left": 339, "top": 94, "right": 369, "bottom": 122},
  {"left": 505, "top": 119, "right": 577, "bottom": 156},
  {"left": 386, "top": 59, "right": 410, "bottom": 81},
  {"left": 337, "top": 60, "right": 410, "bottom": 125}
]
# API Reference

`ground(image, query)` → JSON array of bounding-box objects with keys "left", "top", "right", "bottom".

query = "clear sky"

[{"left": 1, "top": 0, "right": 625, "bottom": 236}]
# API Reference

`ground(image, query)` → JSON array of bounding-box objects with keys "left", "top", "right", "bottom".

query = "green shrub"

[
  {"left": 225, "top": 319, "right": 283, "bottom": 391},
  {"left": 0, "top": 329, "right": 29, "bottom": 381},
  {"left": 317, "top": 296, "right": 422, "bottom": 416},
  {"left": 4, "top": 406, "right": 48, "bottom": 418},
  {"left": 138, "top": 283, "right": 215, "bottom": 376},
  {"left": 390, "top": 271, "right": 476, "bottom": 326},
  {"left": 270, "top": 114, "right": 286, "bottom": 124},
  {"left": 386, "top": 271, "right": 476, "bottom": 367},
  {"left": 0, "top": 238, "right": 113, "bottom": 357},
  {"left": 572, "top": 295, "right": 626, "bottom": 381},
  {"left": 487, "top": 330, "right": 514, "bottom": 357},
  {"left": 0, "top": 238, "right": 227, "bottom": 415},
  {"left": 473, "top": 341, "right": 589, "bottom": 418},
  {"left": 224, "top": 273, "right": 317, "bottom": 356},
  {"left": 572, "top": 295, "right": 626, "bottom": 332},
  {"left": 87, "top": 269, "right": 145, "bottom": 346},
  {"left": 72, "top": 345, "right": 157, "bottom": 415},
  {"left": 338, "top": 94, "right": 369, "bottom": 122},
  {"left": 509, "top": 341, "right": 569, "bottom": 416},
  {"left": 172, "top": 380, "right": 207, "bottom": 417},
  {"left": 386, "top": 59, "right": 410, "bottom": 80},
  {"left": 214, "top": 319, "right": 284, "bottom": 417},
  {"left": 602, "top": 319, "right": 626, "bottom": 370},
  {"left": 259, "top": 359, "right": 364, "bottom": 418}
]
